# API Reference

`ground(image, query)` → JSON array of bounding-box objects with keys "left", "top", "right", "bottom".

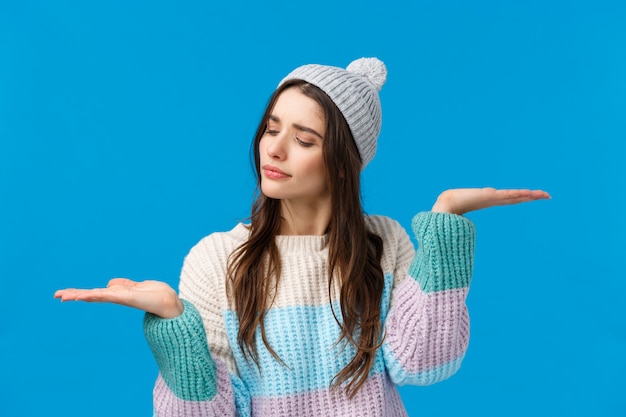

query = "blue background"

[{"left": 1, "top": 1, "right": 624, "bottom": 416}]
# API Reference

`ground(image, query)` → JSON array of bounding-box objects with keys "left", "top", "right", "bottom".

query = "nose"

[{"left": 265, "top": 131, "right": 288, "bottom": 160}]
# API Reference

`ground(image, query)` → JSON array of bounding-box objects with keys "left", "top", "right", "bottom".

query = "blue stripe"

[
  {"left": 380, "top": 272, "right": 394, "bottom": 322},
  {"left": 224, "top": 303, "right": 386, "bottom": 396},
  {"left": 230, "top": 373, "right": 251, "bottom": 417},
  {"left": 223, "top": 273, "right": 395, "bottom": 397}
]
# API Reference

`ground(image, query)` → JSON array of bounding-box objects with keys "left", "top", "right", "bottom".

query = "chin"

[{"left": 260, "top": 185, "right": 284, "bottom": 200}]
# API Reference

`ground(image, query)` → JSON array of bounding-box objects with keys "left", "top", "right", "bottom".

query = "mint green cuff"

[
  {"left": 143, "top": 299, "right": 217, "bottom": 401},
  {"left": 408, "top": 212, "right": 476, "bottom": 292}
]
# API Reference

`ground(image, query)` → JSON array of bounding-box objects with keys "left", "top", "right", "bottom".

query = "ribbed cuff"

[
  {"left": 144, "top": 300, "right": 217, "bottom": 401},
  {"left": 408, "top": 212, "right": 476, "bottom": 292}
]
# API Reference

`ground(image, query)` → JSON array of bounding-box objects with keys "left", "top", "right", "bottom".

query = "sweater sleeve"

[
  {"left": 143, "top": 231, "right": 252, "bottom": 417},
  {"left": 382, "top": 211, "right": 475, "bottom": 386},
  {"left": 144, "top": 300, "right": 250, "bottom": 417}
]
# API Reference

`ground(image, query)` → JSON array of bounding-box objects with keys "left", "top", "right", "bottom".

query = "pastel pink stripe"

[
  {"left": 153, "top": 359, "right": 236, "bottom": 417},
  {"left": 250, "top": 372, "right": 408, "bottom": 417},
  {"left": 385, "top": 276, "right": 469, "bottom": 373}
]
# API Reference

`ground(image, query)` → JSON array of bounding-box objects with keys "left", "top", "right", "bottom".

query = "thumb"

[{"left": 107, "top": 277, "right": 137, "bottom": 288}]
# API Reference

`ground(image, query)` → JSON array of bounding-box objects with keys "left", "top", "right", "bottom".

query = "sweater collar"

[{"left": 233, "top": 223, "right": 328, "bottom": 253}]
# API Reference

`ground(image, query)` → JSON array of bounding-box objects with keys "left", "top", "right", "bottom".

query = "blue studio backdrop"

[{"left": 1, "top": 1, "right": 625, "bottom": 416}]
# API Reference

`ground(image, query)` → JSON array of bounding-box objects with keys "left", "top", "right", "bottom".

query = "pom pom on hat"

[
  {"left": 279, "top": 57, "right": 387, "bottom": 168},
  {"left": 346, "top": 57, "right": 387, "bottom": 91}
]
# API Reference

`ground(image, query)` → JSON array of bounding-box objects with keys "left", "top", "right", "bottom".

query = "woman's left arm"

[{"left": 382, "top": 188, "right": 549, "bottom": 386}]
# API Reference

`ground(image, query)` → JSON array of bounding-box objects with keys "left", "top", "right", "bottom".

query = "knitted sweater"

[{"left": 144, "top": 212, "right": 475, "bottom": 417}]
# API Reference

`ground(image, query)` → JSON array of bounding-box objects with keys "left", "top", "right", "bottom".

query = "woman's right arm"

[
  {"left": 55, "top": 253, "right": 250, "bottom": 416},
  {"left": 144, "top": 299, "right": 249, "bottom": 417}
]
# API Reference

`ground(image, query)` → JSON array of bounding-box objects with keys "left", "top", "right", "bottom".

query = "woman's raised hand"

[
  {"left": 54, "top": 278, "right": 184, "bottom": 319},
  {"left": 432, "top": 188, "right": 551, "bottom": 215}
]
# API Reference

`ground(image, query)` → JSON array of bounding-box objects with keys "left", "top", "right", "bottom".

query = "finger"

[
  {"left": 490, "top": 196, "right": 548, "bottom": 207},
  {"left": 55, "top": 287, "right": 115, "bottom": 302},
  {"left": 77, "top": 286, "right": 132, "bottom": 302},
  {"left": 532, "top": 190, "right": 551, "bottom": 199},
  {"left": 56, "top": 289, "right": 90, "bottom": 302},
  {"left": 491, "top": 189, "right": 550, "bottom": 202},
  {"left": 71, "top": 288, "right": 102, "bottom": 301},
  {"left": 499, "top": 189, "right": 550, "bottom": 199},
  {"left": 54, "top": 289, "right": 77, "bottom": 298},
  {"left": 107, "top": 278, "right": 137, "bottom": 288}
]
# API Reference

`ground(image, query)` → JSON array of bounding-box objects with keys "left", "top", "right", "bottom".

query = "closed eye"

[{"left": 295, "top": 137, "right": 314, "bottom": 147}]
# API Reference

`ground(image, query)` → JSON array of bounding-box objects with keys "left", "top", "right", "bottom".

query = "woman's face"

[{"left": 259, "top": 87, "right": 329, "bottom": 206}]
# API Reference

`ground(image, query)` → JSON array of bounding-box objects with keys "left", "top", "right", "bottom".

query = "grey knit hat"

[{"left": 279, "top": 57, "right": 387, "bottom": 168}]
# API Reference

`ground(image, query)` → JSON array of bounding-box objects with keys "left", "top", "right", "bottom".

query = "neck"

[{"left": 279, "top": 198, "right": 331, "bottom": 235}]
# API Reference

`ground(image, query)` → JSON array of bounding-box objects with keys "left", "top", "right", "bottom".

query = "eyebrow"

[{"left": 268, "top": 115, "right": 324, "bottom": 140}]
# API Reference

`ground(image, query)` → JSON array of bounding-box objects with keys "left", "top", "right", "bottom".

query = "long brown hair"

[{"left": 227, "top": 79, "right": 384, "bottom": 397}]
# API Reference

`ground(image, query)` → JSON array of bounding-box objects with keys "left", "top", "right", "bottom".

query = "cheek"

[{"left": 301, "top": 155, "right": 328, "bottom": 185}]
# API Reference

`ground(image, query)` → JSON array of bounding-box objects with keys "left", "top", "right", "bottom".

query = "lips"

[{"left": 262, "top": 164, "right": 291, "bottom": 179}]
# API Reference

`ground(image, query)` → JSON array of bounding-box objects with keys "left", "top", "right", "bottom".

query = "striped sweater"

[{"left": 144, "top": 212, "right": 475, "bottom": 416}]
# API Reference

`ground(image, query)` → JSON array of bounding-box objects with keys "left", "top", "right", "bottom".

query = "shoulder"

[
  {"left": 365, "top": 215, "right": 408, "bottom": 239},
  {"left": 179, "top": 223, "right": 249, "bottom": 298},
  {"left": 365, "top": 215, "right": 415, "bottom": 280},
  {"left": 364, "top": 214, "right": 414, "bottom": 255}
]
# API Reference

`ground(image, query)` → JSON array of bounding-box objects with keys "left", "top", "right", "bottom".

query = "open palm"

[
  {"left": 432, "top": 188, "right": 550, "bottom": 215},
  {"left": 54, "top": 278, "right": 183, "bottom": 318}
]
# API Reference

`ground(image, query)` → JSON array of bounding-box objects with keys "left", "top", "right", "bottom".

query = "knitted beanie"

[{"left": 279, "top": 57, "right": 387, "bottom": 168}]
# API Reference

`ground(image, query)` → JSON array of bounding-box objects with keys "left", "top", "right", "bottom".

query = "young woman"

[{"left": 55, "top": 58, "right": 550, "bottom": 416}]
